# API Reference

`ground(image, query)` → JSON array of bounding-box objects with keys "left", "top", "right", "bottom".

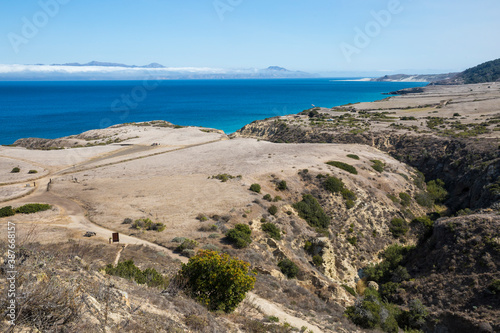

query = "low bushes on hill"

[
  {"left": 132, "top": 218, "right": 165, "bottom": 232},
  {"left": 426, "top": 179, "right": 448, "bottom": 203},
  {"left": 0, "top": 206, "right": 15, "bottom": 217},
  {"left": 226, "top": 224, "right": 252, "bottom": 248},
  {"left": 179, "top": 250, "right": 256, "bottom": 313},
  {"left": 15, "top": 203, "right": 51, "bottom": 214},
  {"left": 268, "top": 205, "right": 278, "bottom": 216},
  {"left": 211, "top": 174, "right": 240, "bottom": 182},
  {"left": 364, "top": 244, "right": 414, "bottom": 285},
  {"left": 399, "top": 192, "right": 411, "bottom": 207},
  {"left": 323, "top": 176, "right": 344, "bottom": 193},
  {"left": 371, "top": 160, "right": 385, "bottom": 173},
  {"left": 11, "top": 167, "right": 20, "bottom": 173},
  {"left": 105, "top": 259, "right": 169, "bottom": 288},
  {"left": 278, "top": 259, "right": 299, "bottom": 279},
  {"left": 414, "top": 192, "right": 433, "bottom": 207},
  {"left": 249, "top": 184, "right": 261, "bottom": 193},
  {"left": 389, "top": 218, "right": 409, "bottom": 238},
  {"left": 293, "top": 194, "right": 330, "bottom": 229},
  {"left": 323, "top": 176, "right": 357, "bottom": 209},
  {"left": 176, "top": 239, "right": 198, "bottom": 252},
  {"left": 276, "top": 180, "right": 287, "bottom": 191},
  {"left": 347, "top": 154, "right": 360, "bottom": 160},
  {"left": 261, "top": 222, "right": 281, "bottom": 240},
  {"left": 326, "top": 161, "right": 358, "bottom": 174}
]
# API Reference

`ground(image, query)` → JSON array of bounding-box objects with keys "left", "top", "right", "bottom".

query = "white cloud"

[{"left": 0, "top": 64, "right": 228, "bottom": 74}]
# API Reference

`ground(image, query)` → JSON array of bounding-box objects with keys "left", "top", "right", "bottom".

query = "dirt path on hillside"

[{"left": 1, "top": 144, "right": 326, "bottom": 332}]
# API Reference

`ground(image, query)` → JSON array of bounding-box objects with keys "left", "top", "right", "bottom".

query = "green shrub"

[
  {"left": 345, "top": 199, "right": 355, "bottom": 209},
  {"left": 268, "top": 205, "right": 278, "bottom": 216},
  {"left": 326, "top": 161, "right": 358, "bottom": 174},
  {"left": 341, "top": 188, "right": 357, "bottom": 201},
  {"left": 226, "top": 224, "right": 252, "bottom": 248},
  {"left": 303, "top": 240, "right": 315, "bottom": 255},
  {"left": 182, "top": 249, "right": 196, "bottom": 258},
  {"left": 364, "top": 244, "right": 413, "bottom": 284},
  {"left": 426, "top": 179, "right": 448, "bottom": 203},
  {"left": 196, "top": 213, "right": 208, "bottom": 221},
  {"left": 389, "top": 218, "right": 409, "bottom": 238},
  {"left": 11, "top": 167, "right": 20, "bottom": 173},
  {"left": 397, "top": 299, "right": 428, "bottom": 330},
  {"left": 177, "top": 239, "right": 198, "bottom": 251},
  {"left": 345, "top": 288, "right": 401, "bottom": 332},
  {"left": 371, "top": 160, "right": 385, "bottom": 173},
  {"left": 387, "top": 194, "right": 399, "bottom": 203},
  {"left": 414, "top": 192, "right": 433, "bottom": 207},
  {"left": 261, "top": 222, "right": 281, "bottom": 240},
  {"left": 399, "top": 193, "right": 411, "bottom": 207},
  {"left": 293, "top": 194, "right": 330, "bottom": 228},
  {"left": 345, "top": 288, "right": 382, "bottom": 329},
  {"left": 132, "top": 218, "right": 165, "bottom": 232},
  {"left": 211, "top": 174, "right": 235, "bottom": 182},
  {"left": 273, "top": 196, "right": 282, "bottom": 202},
  {"left": 0, "top": 206, "right": 15, "bottom": 217},
  {"left": 323, "top": 176, "right": 344, "bottom": 193},
  {"left": 278, "top": 259, "right": 299, "bottom": 279},
  {"left": 105, "top": 260, "right": 168, "bottom": 288},
  {"left": 347, "top": 236, "right": 358, "bottom": 246},
  {"left": 277, "top": 180, "right": 287, "bottom": 191},
  {"left": 413, "top": 171, "right": 426, "bottom": 190},
  {"left": 199, "top": 224, "right": 218, "bottom": 232},
  {"left": 411, "top": 216, "right": 434, "bottom": 235},
  {"left": 347, "top": 154, "right": 360, "bottom": 160},
  {"left": 28, "top": 170, "right": 38, "bottom": 174},
  {"left": 380, "top": 282, "right": 401, "bottom": 300},
  {"left": 249, "top": 184, "right": 261, "bottom": 193},
  {"left": 312, "top": 254, "right": 323, "bottom": 266},
  {"left": 263, "top": 194, "right": 272, "bottom": 201},
  {"left": 15, "top": 203, "right": 51, "bottom": 214},
  {"left": 172, "top": 236, "right": 187, "bottom": 243},
  {"left": 342, "top": 284, "right": 357, "bottom": 296},
  {"left": 488, "top": 279, "right": 500, "bottom": 294},
  {"left": 208, "top": 233, "right": 220, "bottom": 239},
  {"left": 268, "top": 316, "right": 279, "bottom": 323},
  {"left": 179, "top": 250, "right": 256, "bottom": 313}
]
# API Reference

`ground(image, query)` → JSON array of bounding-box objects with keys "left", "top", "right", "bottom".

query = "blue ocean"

[{"left": 0, "top": 79, "right": 426, "bottom": 145}]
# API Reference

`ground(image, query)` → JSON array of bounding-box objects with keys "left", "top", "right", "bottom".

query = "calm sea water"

[{"left": 0, "top": 79, "right": 426, "bottom": 145}]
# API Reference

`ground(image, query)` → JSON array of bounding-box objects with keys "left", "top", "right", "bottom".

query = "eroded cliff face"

[{"left": 234, "top": 121, "right": 500, "bottom": 211}]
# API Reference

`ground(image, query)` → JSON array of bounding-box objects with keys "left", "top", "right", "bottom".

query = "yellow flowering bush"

[{"left": 179, "top": 250, "right": 256, "bottom": 313}]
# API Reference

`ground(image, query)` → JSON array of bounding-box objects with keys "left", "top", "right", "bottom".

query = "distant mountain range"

[
  {"left": 51, "top": 61, "right": 167, "bottom": 68},
  {"left": 372, "top": 58, "right": 500, "bottom": 84},
  {"left": 0, "top": 62, "right": 317, "bottom": 80}
]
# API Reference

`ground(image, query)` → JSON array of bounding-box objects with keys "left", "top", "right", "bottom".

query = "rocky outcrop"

[{"left": 400, "top": 214, "right": 500, "bottom": 332}]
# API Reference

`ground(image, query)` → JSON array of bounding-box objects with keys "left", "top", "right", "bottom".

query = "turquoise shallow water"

[{"left": 0, "top": 78, "right": 426, "bottom": 144}]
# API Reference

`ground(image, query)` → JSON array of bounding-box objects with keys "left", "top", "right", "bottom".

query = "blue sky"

[{"left": 1, "top": 0, "right": 499, "bottom": 74}]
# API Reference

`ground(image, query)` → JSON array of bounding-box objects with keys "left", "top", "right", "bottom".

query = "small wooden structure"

[{"left": 112, "top": 232, "right": 120, "bottom": 243}]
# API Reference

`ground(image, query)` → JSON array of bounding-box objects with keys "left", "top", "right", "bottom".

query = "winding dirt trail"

[{"left": 1, "top": 141, "right": 324, "bottom": 332}]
